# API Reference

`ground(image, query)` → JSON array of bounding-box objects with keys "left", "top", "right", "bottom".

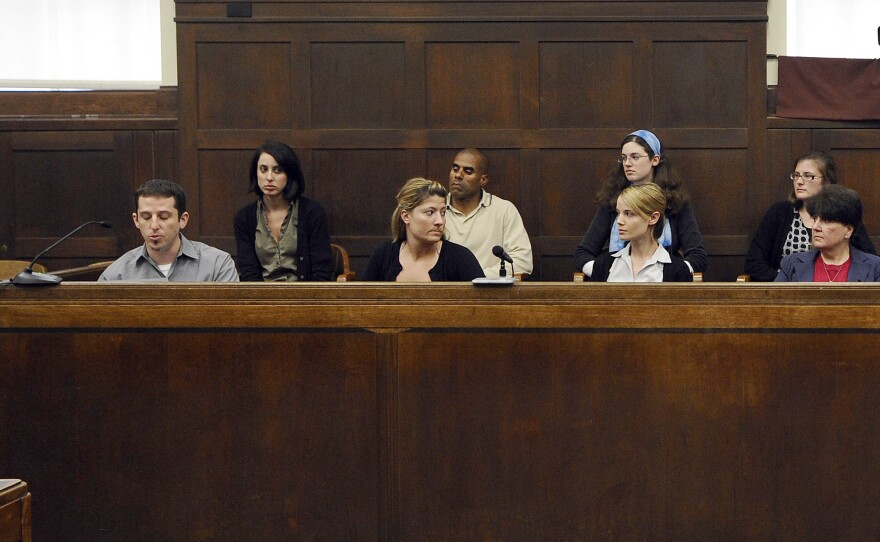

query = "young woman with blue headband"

[{"left": 574, "top": 130, "right": 707, "bottom": 277}]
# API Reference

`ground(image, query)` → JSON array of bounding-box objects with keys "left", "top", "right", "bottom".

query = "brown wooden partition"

[
  {"left": 3, "top": 283, "right": 880, "bottom": 540},
  {"left": 175, "top": 0, "right": 769, "bottom": 281}
]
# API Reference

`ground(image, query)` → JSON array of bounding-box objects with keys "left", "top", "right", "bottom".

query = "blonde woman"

[
  {"left": 574, "top": 130, "right": 706, "bottom": 275},
  {"left": 588, "top": 183, "right": 692, "bottom": 282},
  {"left": 362, "top": 177, "right": 484, "bottom": 281}
]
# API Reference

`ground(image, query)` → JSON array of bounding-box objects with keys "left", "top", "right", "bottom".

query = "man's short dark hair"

[
  {"left": 805, "top": 184, "right": 862, "bottom": 229},
  {"left": 135, "top": 179, "right": 186, "bottom": 214},
  {"left": 249, "top": 141, "right": 306, "bottom": 201}
]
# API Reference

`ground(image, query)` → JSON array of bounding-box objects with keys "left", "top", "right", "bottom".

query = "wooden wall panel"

[
  {"left": 674, "top": 149, "right": 750, "bottom": 237},
  {"left": 539, "top": 42, "right": 636, "bottom": 128},
  {"left": 813, "top": 130, "right": 880, "bottom": 240},
  {"left": 396, "top": 328, "right": 880, "bottom": 540},
  {"left": 654, "top": 41, "right": 749, "bottom": 128},
  {"left": 0, "top": 132, "right": 133, "bottom": 264},
  {"left": 425, "top": 42, "right": 521, "bottom": 129},
  {"left": 311, "top": 42, "right": 407, "bottom": 128},
  {"left": 175, "top": 2, "right": 769, "bottom": 281},
  {"left": 538, "top": 149, "right": 611, "bottom": 237},
  {"left": 6, "top": 283, "right": 880, "bottom": 540},
  {"left": 196, "top": 42, "right": 292, "bottom": 130},
  {"left": 0, "top": 326, "right": 381, "bottom": 542},
  {"left": 312, "top": 149, "right": 413, "bottom": 238},
  {"left": 197, "top": 149, "right": 253, "bottom": 242},
  {"left": 0, "top": 90, "right": 177, "bottom": 270}
]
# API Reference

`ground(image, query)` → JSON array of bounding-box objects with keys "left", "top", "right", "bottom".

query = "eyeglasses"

[
  {"left": 790, "top": 172, "right": 823, "bottom": 182},
  {"left": 617, "top": 154, "right": 649, "bottom": 164}
]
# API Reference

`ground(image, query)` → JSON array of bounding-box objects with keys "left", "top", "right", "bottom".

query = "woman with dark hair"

[
  {"left": 775, "top": 185, "right": 880, "bottom": 282},
  {"left": 745, "top": 150, "right": 875, "bottom": 281},
  {"left": 362, "top": 177, "right": 484, "bottom": 282},
  {"left": 574, "top": 130, "right": 706, "bottom": 277},
  {"left": 233, "top": 141, "right": 333, "bottom": 281}
]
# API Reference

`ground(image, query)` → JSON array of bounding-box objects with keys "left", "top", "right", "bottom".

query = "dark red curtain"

[{"left": 776, "top": 56, "right": 880, "bottom": 121}]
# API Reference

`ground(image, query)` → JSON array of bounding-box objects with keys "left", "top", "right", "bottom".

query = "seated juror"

[
  {"left": 99, "top": 179, "right": 239, "bottom": 282},
  {"left": 588, "top": 183, "right": 692, "bottom": 282},
  {"left": 233, "top": 141, "right": 333, "bottom": 281},
  {"left": 775, "top": 185, "right": 880, "bottom": 282},
  {"left": 362, "top": 177, "right": 484, "bottom": 282},
  {"left": 444, "top": 148, "right": 533, "bottom": 278}
]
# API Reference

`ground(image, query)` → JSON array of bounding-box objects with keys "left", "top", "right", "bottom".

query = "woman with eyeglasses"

[
  {"left": 775, "top": 185, "right": 880, "bottom": 282},
  {"left": 744, "top": 150, "right": 875, "bottom": 281},
  {"left": 574, "top": 130, "right": 707, "bottom": 278}
]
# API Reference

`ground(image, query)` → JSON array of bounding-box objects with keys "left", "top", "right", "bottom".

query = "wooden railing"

[{"left": 2, "top": 283, "right": 880, "bottom": 540}]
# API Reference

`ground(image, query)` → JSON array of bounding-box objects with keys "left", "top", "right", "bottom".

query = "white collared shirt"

[{"left": 606, "top": 243, "right": 671, "bottom": 282}]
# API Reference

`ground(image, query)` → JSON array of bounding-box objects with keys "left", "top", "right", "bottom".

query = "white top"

[{"left": 607, "top": 244, "right": 671, "bottom": 282}]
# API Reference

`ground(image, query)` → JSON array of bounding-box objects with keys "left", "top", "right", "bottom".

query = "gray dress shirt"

[{"left": 98, "top": 234, "right": 239, "bottom": 282}]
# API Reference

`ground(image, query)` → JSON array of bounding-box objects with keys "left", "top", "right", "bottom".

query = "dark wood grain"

[{"left": 4, "top": 283, "right": 880, "bottom": 540}]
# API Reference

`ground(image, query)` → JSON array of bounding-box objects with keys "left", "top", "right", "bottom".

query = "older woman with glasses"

[
  {"left": 775, "top": 185, "right": 880, "bottom": 282},
  {"left": 745, "top": 150, "right": 875, "bottom": 281},
  {"left": 574, "top": 130, "right": 706, "bottom": 278}
]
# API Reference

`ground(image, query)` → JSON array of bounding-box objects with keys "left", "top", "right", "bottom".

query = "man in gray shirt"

[{"left": 99, "top": 179, "right": 239, "bottom": 282}]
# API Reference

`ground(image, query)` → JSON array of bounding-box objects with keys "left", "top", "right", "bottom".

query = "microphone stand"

[
  {"left": 498, "top": 260, "right": 515, "bottom": 278},
  {"left": 13, "top": 221, "right": 112, "bottom": 286}
]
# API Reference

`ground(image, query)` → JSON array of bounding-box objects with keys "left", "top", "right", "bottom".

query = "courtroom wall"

[{"left": 2, "top": 2, "right": 879, "bottom": 281}]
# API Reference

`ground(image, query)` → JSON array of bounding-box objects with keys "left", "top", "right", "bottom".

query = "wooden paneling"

[
  {"left": 0, "top": 480, "right": 31, "bottom": 542},
  {"left": 311, "top": 149, "right": 413, "bottom": 237},
  {"left": 311, "top": 42, "right": 407, "bottom": 128},
  {"left": 0, "top": 90, "right": 177, "bottom": 270},
  {"left": 813, "top": 130, "right": 880, "bottom": 239},
  {"left": 0, "top": 132, "right": 131, "bottom": 262},
  {"left": 5, "top": 283, "right": 880, "bottom": 540},
  {"left": 6, "top": 3, "right": 880, "bottom": 282},
  {"left": 539, "top": 42, "right": 635, "bottom": 128},
  {"left": 176, "top": 1, "right": 770, "bottom": 281},
  {"left": 539, "top": 149, "right": 611, "bottom": 236},
  {"left": 196, "top": 42, "right": 293, "bottom": 130},
  {"left": 654, "top": 40, "right": 749, "bottom": 128},
  {"left": 425, "top": 42, "right": 521, "bottom": 129}
]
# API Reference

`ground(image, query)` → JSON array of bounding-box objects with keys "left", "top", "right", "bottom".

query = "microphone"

[
  {"left": 473, "top": 244, "right": 517, "bottom": 286},
  {"left": 492, "top": 245, "right": 514, "bottom": 264},
  {"left": 492, "top": 245, "right": 515, "bottom": 278},
  {"left": 13, "top": 220, "right": 112, "bottom": 285}
]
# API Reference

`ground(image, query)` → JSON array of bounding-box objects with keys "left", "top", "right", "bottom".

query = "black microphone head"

[
  {"left": 492, "top": 245, "right": 504, "bottom": 258},
  {"left": 100, "top": 221, "right": 112, "bottom": 228}
]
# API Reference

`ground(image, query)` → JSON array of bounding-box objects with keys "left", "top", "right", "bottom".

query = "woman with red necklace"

[{"left": 775, "top": 185, "right": 880, "bottom": 282}]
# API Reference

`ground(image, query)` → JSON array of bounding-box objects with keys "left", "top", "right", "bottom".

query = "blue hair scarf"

[
  {"left": 628, "top": 129, "right": 662, "bottom": 156},
  {"left": 610, "top": 130, "right": 670, "bottom": 249}
]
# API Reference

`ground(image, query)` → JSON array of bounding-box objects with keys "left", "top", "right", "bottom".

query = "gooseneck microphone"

[
  {"left": 492, "top": 245, "right": 515, "bottom": 278},
  {"left": 13, "top": 220, "right": 112, "bottom": 285}
]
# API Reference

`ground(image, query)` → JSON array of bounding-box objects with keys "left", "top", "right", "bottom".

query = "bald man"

[{"left": 445, "top": 148, "right": 533, "bottom": 278}]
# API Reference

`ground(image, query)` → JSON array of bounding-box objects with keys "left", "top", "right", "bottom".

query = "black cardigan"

[
  {"left": 233, "top": 197, "right": 333, "bottom": 281},
  {"left": 362, "top": 239, "right": 484, "bottom": 281}
]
